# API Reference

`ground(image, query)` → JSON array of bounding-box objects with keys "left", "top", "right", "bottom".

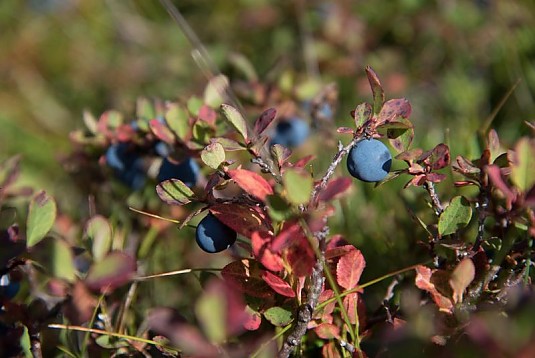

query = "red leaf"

[
  {"left": 325, "top": 244, "right": 355, "bottom": 260},
  {"left": 261, "top": 270, "right": 296, "bottom": 298},
  {"left": 315, "top": 289, "right": 336, "bottom": 321},
  {"left": 377, "top": 98, "right": 412, "bottom": 125},
  {"left": 149, "top": 119, "right": 175, "bottom": 144},
  {"left": 251, "top": 231, "right": 284, "bottom": 272},
  {"left": 243, "top": 306, "right": 262, "bottom": 331},
  {"left": 271, "top": 221, "right": 303, "bottom": 252},
  {"left": 425, "top": 172, "right": 447, "bottom": 183},
  {"left": 343, "top": 292, "right": 366, "bottom": 328},
  {"left": 326, "top": 235, "right": 349, "bottom": 251},
  {"left": 287, "top": 236, "right": 316, "bottom": 277},
  {"left": 315, "top": 323, "right": 340, "bottom": 339},
  {"left": 198, "top": 105, "right": 217, "bottom": 125},
  {"left": 221, "top": 259, "right": 274, "bottom": 298},
  {"left": 253, "top": 107, "right": 276, "bottom": 136},
  {"left": 322, "top": 342, "right": 342, "bottom": 358},
  {"left": 227, "top": 169, "right": 274, "bottom": 201},
  {"left": 336, "top": 249, "right": 366, "bottom": 290},
  {"left": 422, "top": 143, "right": 450, "bottom": 170},
  {"left": 486, "top": 164, "right": 517, "bottom": 209},
  {"left": 116, "top": 124, "right": 136, "bottom": 142},
  {"left": 414, "top": 265, "right": 453, "bottom": 314},
  {"left": 210, "top": 203, "right": 272, "bottom": 239},
  {"left": 292, "top": 155, "right": 316, "bottom": 169},
  {"left": 318, "top": 177, "right": 353, "bottom": 202}
]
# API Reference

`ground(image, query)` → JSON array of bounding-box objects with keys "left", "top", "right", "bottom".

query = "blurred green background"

[{"left": 1, "top": 0, "right": 535, "bottom": 306}]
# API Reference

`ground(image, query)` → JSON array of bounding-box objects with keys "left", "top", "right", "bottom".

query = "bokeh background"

[{"left": 1, "top": 1, "right": 535, "bottom": 351}]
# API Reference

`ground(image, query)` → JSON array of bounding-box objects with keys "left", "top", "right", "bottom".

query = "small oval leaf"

[
  {"left": 282, "top": 169, "right": 313, "bottom": 205},
  {"left": 85, "top": 251, "right": 136, "bottom": 292},
  {"left": 264, "top": 306, "right": 293, "bottom": 327},
  {"left": 201, "top": 142, "right": 226, "bottom": 170},
  {"left": 438, "top": 196, "right": 472, "bottom": 236},
  {"left": 227, "top": 169, "right": 273, "bottom": 201},
  {"left": 221, "top": 104, "right": 248, "bottom": 141},
  {"left": 156, "top": 179, "right": 195, "bottom": 206},
  {"left": 27, "top": 191, "right": 57, "bottom": 248}
]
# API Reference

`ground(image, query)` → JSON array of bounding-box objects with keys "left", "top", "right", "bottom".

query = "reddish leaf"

[
  {"left": 377, "top": 98, "right": 412, "bottom": 125},
  {"left": 261, "top": 270, "right": 295, "bottom": 298},
  {"left": 336, "top": 249, "right": 366, "bottom": 290},
  {"left": 486, "top": 165, "right": 517, "bottom": 209},
  {"left": 210, "top": 203, "right": 272, "bottom": 239},
  {"left": 198, "top": 104, "right": 217, "bottom": 125},
  {"left": 315, "top": 323, "right": 340, "bottom": 339},
  {"left": 271, "top": 221, "right": 303, "bottom": 252},
  {"left": 326, "top": 235, "right": 349, "bottom": 251},
  {"left": 322, "top": 342, "right": 342, "bottom": 358},
  {"left": 149, "top": 119, "right": 175, "bottom": 144},
  {"left": 421, "top": 143, "right": 450, "bottom": 170},
  {"left": 343, "top": 292, "right": 366, "bottom": 328},
  {"left": 325, "top": 244, "right": 355, "bottom": 260},
  {"left": 251, "top": 231, "right": 284, "bottom": 272},
  {"left": 449, "top": 258, "right": 475, "bottom": 304},
  {"left": 414, "top": 265, "right": 453, "bottom": 314},
  {"left": 243, "top": 306, "right": 262, "bottom": 331},
  {"left": 337, "top": 127, "right": 354, "bottom": 134},
  {"left": 85, "top": 251, "right": 136, "bottom": 293},
  {"left": 315, "top": 289, "right": 336, "bottom": 322},
  {"left": 396, "top": 148, "right": 423, "bottom": 163},
  {"left": 287, "top": 236, "right": 316, "bottom": 277},
  {"left": 115, "top": 124, "right": 136, "bottom": 142},
  {"left": 227, "top": 169, "right": 274, "bottom": 201},
  {"left": 365, "top": 66, "right": 385, "bottom": 114},
  {"left": 425, "top": 172, "right": 447, "bottom": 183},
  {"left": 318, "top": 177, "right": 352, "bottom": 202},
  {"left": 63, "top": 281, "right": 97, "bottom": 325},
  {"left": 292, "top": 155, "right": 315, "bottom": 169},
  {"left": 253, "top": 107, "right": 276, "bottom": 136},
  {"left": 221, "top": 259, "right": 274, "bottom": 298},
  {"left": 351, "top": 102, "right": 372, "bottom": 128}
]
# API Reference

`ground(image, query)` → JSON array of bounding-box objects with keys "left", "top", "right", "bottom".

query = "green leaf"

[
  {"left": 86, "top": 215, "right": 112, "bottom": 262},
  {"left": 510, "top": 137, "right": 535, "bottom": 192},
  {"left": 27, "top": 191, "right": 57, "bottom": 248},
  {"left": 136, "top": 97, "right": 155, "bottom": 121},
  {"left": 283, "top": 169, "right": 313, "bottom": 206},
  {"left": 165, "top": 104, "right": 190, "bottom": 140},
  {"left": 267, "top": 194, "right": 293, "bottom": 221},
  {"left": 353, "top": 103, "right": 372, "bottom": 128},
  {"left": 221, "top": 104, "right": 248, "bottom": 142},
  {"left": 263, "top": 306, "right": 293, "bottom": 327},
  {"left": 204, "top": 75, "right": 229, "bottom": 108},
  {"left": 201, "top": 142, "right": 226, "bottom": 169},
  {"left": 196, "top": 289, "right": 226, "bottom": 344},
  {"left": 438, "top": 196, "right": 472, "bottom": 236},
  {"left": 31, "top": 237, "right": 76, "bottom": 282},
  {"left": 156, "top": 179, "right": 195, "bottom": 205},
  {"left": 187, "top": 96, "right": 204, "bottom": 117}
]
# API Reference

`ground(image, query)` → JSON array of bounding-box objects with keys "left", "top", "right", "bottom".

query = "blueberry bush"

[{"left": 1, "top": 1, "right": 535, "bottom": 357}]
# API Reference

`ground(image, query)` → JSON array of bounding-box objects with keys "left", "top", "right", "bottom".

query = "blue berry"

[
  {"left": 154, "top": 141, "right": 172, "bottom": 158},
  {"left": 270, "top": 118, "right": 310, "bottom": 148},
  {"left": 105, "top": 143, "right": 146, "bottom": 189},
  {"left": 195, "top": 214, "right": 237, "bottom": 253},
  {"left": 0, "top": 274, "right": 19, "bottom": 300},
  {"left": 347, "top": 139, "right": 392, "bottom": 182},
  {"left": 157, "top": 157, "right": 199, "bottom": 188}
]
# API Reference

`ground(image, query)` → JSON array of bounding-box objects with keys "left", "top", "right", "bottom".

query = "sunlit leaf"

[
  {"left": 156, "top": 179, "right": 195, "bottom": 206},
  {"left": 85, "top": 215, "right": 112, "bottom": 262},
  {"left": 221, "top": 104, "right": 248, "bottom": 142},
  {"left": 510, "top": 137, "right": 535, "bottom": 192},
  {"left": 438, "top": 196, "right": 472, "bottom": 236},
  {"left": 201, "top": 142, "right": 225, "bottom": 169},
  {"left": 264, "top": 306, "right": 293, "bottom": 327},
  {"left": 449, "top": 258, "right": 475, "bottom": 304},
  {"left": 336, "top": 248, "right": 365, "bottom": 290},
  {"left": 227, "top": 169, "right": 273, "bottom": 201},
  {"left": 283, "top": 169, "right": 313, "bottom": 205}
]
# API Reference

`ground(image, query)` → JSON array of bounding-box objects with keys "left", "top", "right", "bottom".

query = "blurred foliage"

[{"left": 1, "top": 0, "right": 535, "bottom": 355}]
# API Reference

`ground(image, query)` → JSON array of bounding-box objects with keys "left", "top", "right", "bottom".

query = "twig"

[
  {"left": 277, "top": 230, "right": 327, "bottom": 358},
  {"left": 309, "top": 137, "right": 361, "bottom": 207},
  {"left": 423, "top": 180, "right": 444, "bottom": 216}
]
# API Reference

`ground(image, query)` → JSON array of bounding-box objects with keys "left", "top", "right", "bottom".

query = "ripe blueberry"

[
  {"left": 270, "top": 118, "right": 310, "bottom": 148},
  {"left": 0, "top": 274, "right": 20, "bottom": 300},
  {"left": 195, "top": 214, "right": 237, "bottom": 253},
  {"left": 346, "top": 139, "right": 392, "bottom": 182},
  {"left": 157, "top": 157, "right": 200, "bottom": 188},
  {"left": 105, "top": 143, "right": 146, "bottom": 189}
]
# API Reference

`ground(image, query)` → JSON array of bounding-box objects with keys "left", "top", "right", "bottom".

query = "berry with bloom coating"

[
  {"left": 105, "top": 143, "right": 146, "bottom": 189},
  {"left": 0, "top": 274, "right": 19, "bottom": 300},
  {"left": 270, "top": 118, "right": 310, "bottom": 148},
  {"left": 346, "top": 139, "right": 392, "bottom": 182},
  {"left": 195, "top": 214, "right": 237, "bottom": 253},
  {"left": 157, "top": 157, "right": 200, "bottom": 188}
]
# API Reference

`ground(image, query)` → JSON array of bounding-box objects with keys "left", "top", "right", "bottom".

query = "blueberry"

[
  {"left": 0, "top": 274, "right": 19, "bottom": 300},
  {"left": 157, "top": 157, "right": 200, "bottom": 188},
  {"left": 105, "top": 143, "right": 146, "bottom": 189},
  {"left": 346, "top": 139, "right": 392, "bottom": 182},
  {"left": 154, "top": 141, "right": 172, "bottom": 158},
  {"left": 195, "top": 214, "right": 237, "bottom": 253},
  {"left": 270, "top": 118, "right": 310, "bottom": 148}
]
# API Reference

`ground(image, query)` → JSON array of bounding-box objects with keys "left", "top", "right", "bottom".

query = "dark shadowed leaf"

[
  {"left": 149, "top": 119, "right": 175, "bottom": 144},
  {"left": 388, "top": 117, "right": 414, "bottom": 153},
  {"left": 438, "top": 196, "right": 472, "bottom": 236},
  {"left": 251, "top": 231, "right": 284, "bottom": 272},
  {"left": 63, "top": 281, "right": 98, "bottom": 325},
  {"left": 426, "top": 143, "right": 451, "bottom": 170},
  {"left": 201, "top": 142, "right": 225, "bottom": 169},
  {"left": 27, "top": 191, "right": 57, "bottom": 248},
  {"left": 449, "top": 258, "right": 475, "bottom": 304},
  {"left": 221, "top": 259, "right": 274, "bottom": 298},
  {"left": 221, "top": 104, "right": 248, "bottom": 142},
  {"left": 227, "top": 169, "right": 273, "bottom": 201},
  {"left": 156, "top": 179, "right": 195, "bottom": 205},
  {"left": 30, "top": 237, "right": 76, "bottom": 282},
  {"left": 414, "top": 265, "right": 453, "bottom": 314},
  {"left": 253, "top": 108, "right": 277, "bottom": 136},
  {"left": 0, "top": 227, "right": 25, "bottom": 268},
  {"left": 261, "top": 270, "right": 295, "bottom": 298},
  {"left": 352, "top": 102, "right": 373, "bottom": 128},
  {"left": 287, "top": 235, "right": 316, "bottom": 277},
  {"left": 365, "top": 66, "right": 385, "bottom": 114},
  {"left": 85, "top": 251, "right": 136, "bottom": 292},
  {"left": 264, "top": 306, "right": 293, "bottom": 327},
  {"left": 336, "top": 248, "right": 365, "bottom": 290},
  {"left": 85, "top": 215, "right": 112, "bottom": 262},
  {"left": 210, "top": 203, "right": 272, "bottom": 238},
  {"left": 486, "top": 165, "right": 517, "bottom": 209}
]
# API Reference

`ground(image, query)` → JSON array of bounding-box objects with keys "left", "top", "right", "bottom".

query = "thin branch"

[
  {"left": 424, "top": 180, "right": 444, "bottom": 216},
  {"left": 310, "top": 137, "right": 360, "bottom": 207}
]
